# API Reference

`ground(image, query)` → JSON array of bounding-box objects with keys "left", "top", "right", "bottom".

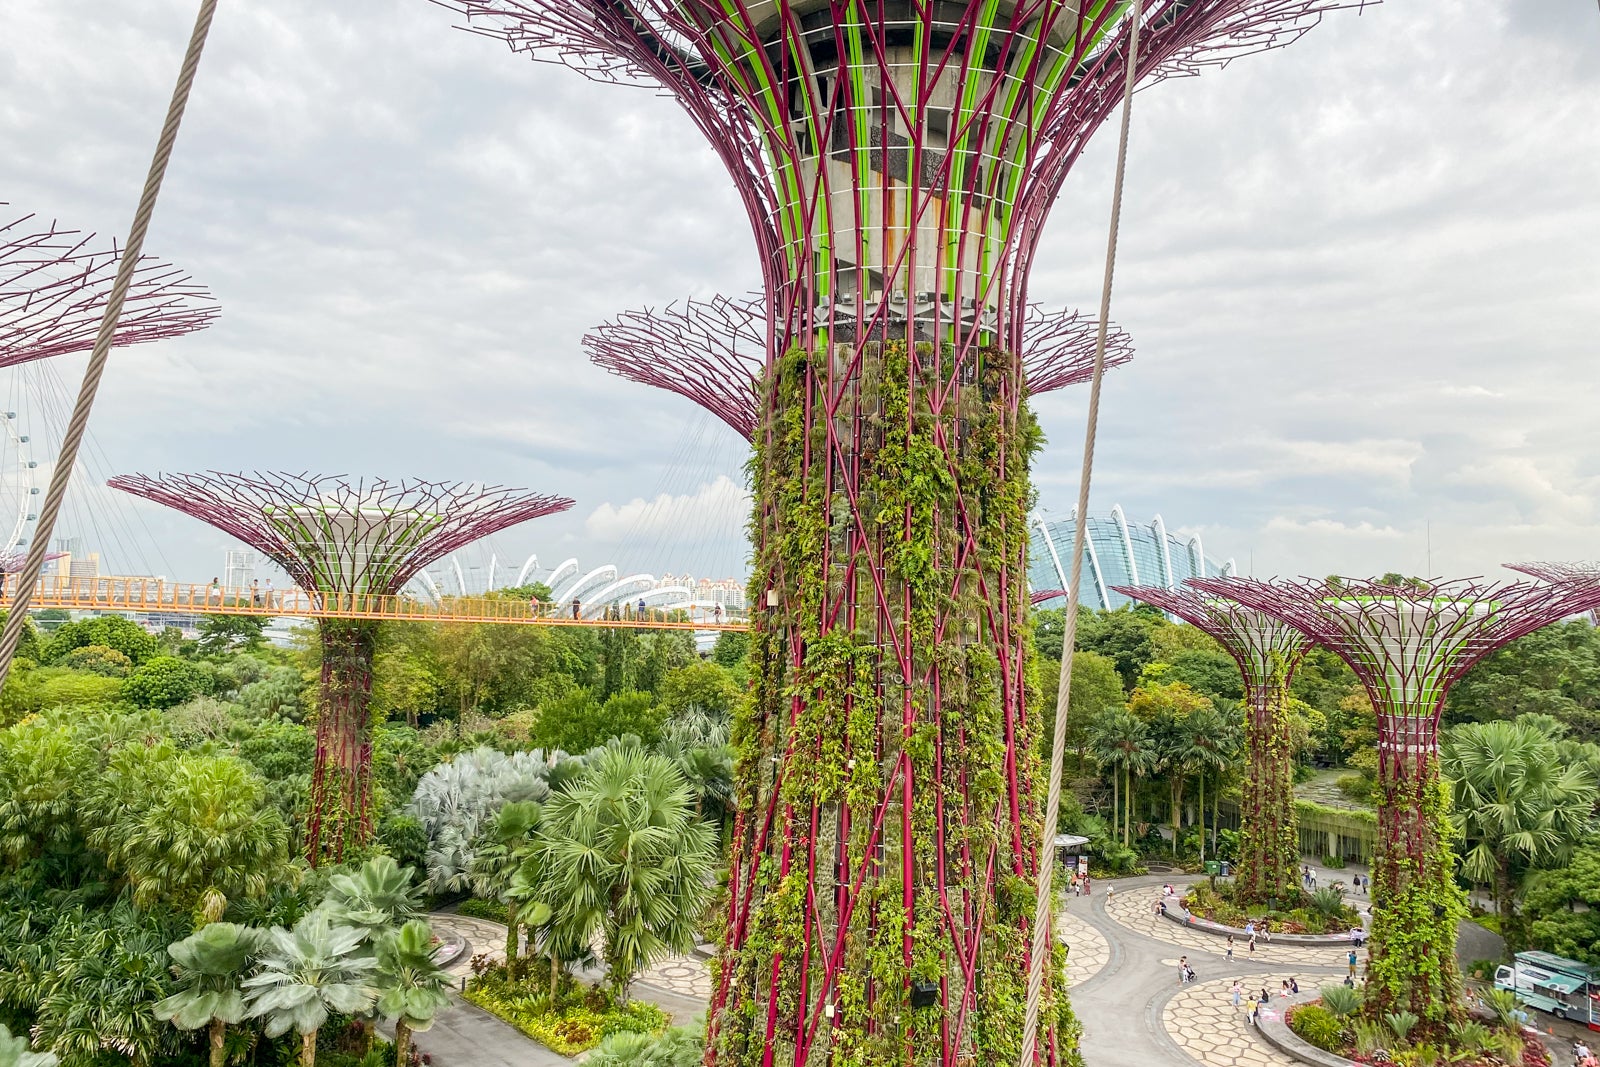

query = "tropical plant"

[
  {"left": 1352, "top": 1020, "right": 1388, "bottom": 1058},
  {"left": 470, "top": 800, "right": 544, "bottom": 961},
  {"left": 121, "top": 655, "right": 213, "bottom": 709},
  {"left": 1445, "top": 1021, "right": 1491, "bottom": 1056},
  {"left": 655, "top": 707, "right": 733, "bottom": 820},
  {"left": 320, "top": 855, "right": 426, "bottom": 945},
  {"left": 1384, "top": 1010, "right": 1419, "bottom": 1046},
  {"left": 539, "top": 746, "right": 717, "bottom": 1002},
  {"left": 0, "top": 1024, "right": 57, "bottom": 1067},
  {"left": 154, "top": 922, "right": 268, "bottom": 1067},
  {"left": 1087, "top": 707, "right": 1156, "bottom": 847},
  {"left": 586, "top": 1025, "right": 705, "bottom": 1066},
  {"left": 61, "top": 643, "right": 133, "bottom": 677},
  {"left": 374, "top": 920, "right": 453, "bottom": 1067},
  {"left": 244, "top": 910, "right": 377, "bottom": 1067},
  {"left": 1309, "top": 886, "right": 1348, "bottom": 921},
  {"left": 408, "top": 747, "right": 567, "bottom": 893},
  {"left": 1481, "top": 988, "right": 1523, "bottom": 1031},
  {"left": 1288, "top": 1004, "right": 1343, "bottom": 1053},
  {"left": 1320, "top": 983, "right": 1364, "bottom": 1018},
  {"left": 1173, "top": 703, "right": 1235, "bottom": 859},
  {"left": 1444, "top": 718, "right": 1599, "bottom": 947}
]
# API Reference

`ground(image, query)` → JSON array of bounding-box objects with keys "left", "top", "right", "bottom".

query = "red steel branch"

[
  {"left": 585, "top": 294, "right": 1134, "bottom": 439},
  {"left": 106, "top": 471, "right": 574, "bottom": 597},
  {"left": 0, "top": 208, "right": 218, "bottom": 366}
]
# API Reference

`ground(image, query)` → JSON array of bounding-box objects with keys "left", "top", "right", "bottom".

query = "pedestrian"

[
  {"left": 571, "top": 597, "right": 581, "bottom": 620},
  {"left": 251, "top": 579, "right": 261, "bottom": 606},
  {"left": 1226, "top": 936, "right": 1234, "bottom": 962},
  {"left": 265, "top": 577, "right": 274, "bottom": 609},
  {"left": 1260, "top": 987, "right": 1271, "bottom": 1005},
  {"left": 1348, "top": 949, "right": 1358, "bottom": 978},
  {"left": 1231, "top": 981, "right": 1243, "bottom": 1009},
  {"left": 1105, "top": 884, "right": 1113, "bottom": 902},
  {"left": 1177, "top": 956, "right": 1187, "bottom": 985},
  {"left": 714, "top": 603, "right": 723, "bottom": 623},
  {"left": 1262, "top": 922, "right": 1272, "bottom": 943},
  {"left": 1290, "top": 977, "right": 1300, "bottom": 995},
  {"left": 1246, "top": 996, "right": 1259, "bottom": 1026},
  {"left": 209, "top": 576, "right": 221, "bottom": 604},
  {"left": 637, "top": 596, "right": 647, "bottom": 618},
  {"left": 1083, "top": 876, "right": 1091, "bottom": 896},
  {"left": 1248, "top": 931, "right": 1257, "bottom": 955}
]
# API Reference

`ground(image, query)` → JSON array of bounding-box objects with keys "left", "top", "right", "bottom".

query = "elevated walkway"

[{"left": 1, "top": 576, "right": 749, "bottom": 631}]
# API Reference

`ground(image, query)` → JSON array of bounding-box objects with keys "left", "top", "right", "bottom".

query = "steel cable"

[{"left": 1018, "top": 0, "right": 1145, "bottom": 1061}]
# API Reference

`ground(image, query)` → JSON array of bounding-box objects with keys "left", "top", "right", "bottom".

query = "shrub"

[
  {"left": 455, "top": 898, "right": 506, "bottom": 922},
  {"left": 1384, "top": 1010, "right": 1419, "bottom": 1046},
  {"left": 1319, "top": 983, "right": 1363, "bottom": 1018},
  {"left": 463, "top": 969, "right": 668, "bottom": 1056},
  {"left": 1288, "top": 1004, "right": 1343, "bottom": 1053},
  {"left": 61, "top": 643, "right": 133, "bottom": 677},
  {"left": 1321, "top": 854, "right": 1347, "bottom": 868},
  {"left": 587, "top": 1026, "right": 705, "bottom": 1066},
  {"left": 122, "top": 655, "right": 211, "bottom": 709}
]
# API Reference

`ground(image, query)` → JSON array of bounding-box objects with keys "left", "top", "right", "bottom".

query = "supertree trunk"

[
  {"left": 308, "top": 618, "right": 379, "bottom": 865},
  {"left": 714, "top": 340, "right": 1076, "bottom": 1067},
  {"left": 1234, "top": 666, "right": 1300, "bottom": 905},
  {"left": 1366, "top": 713, "right": 1465, "bottom": 1029}
]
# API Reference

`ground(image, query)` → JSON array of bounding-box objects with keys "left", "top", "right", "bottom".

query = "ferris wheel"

[{"left": 0, "top": 404, "right": 40, "bottom": 570}]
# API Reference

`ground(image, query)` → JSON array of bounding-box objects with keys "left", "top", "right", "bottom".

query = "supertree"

[
  {"left": 1189, "top": 574, "right": 1591, "bottom": 1028},
  {"left": 1, "top": 207, "right": 218, "bottom": 366},
  {"left": 585, "top": 293, "right": 1132, "bottom": 440},
  {"left": 1111, "top": 584, "right": 1309, "bottom": 903},
  {"left": 107, "top": 471, "right": 574, "bottom": 864},
  {"left": 443, "top": 2, "right": 1366, "bottom": 1063}
]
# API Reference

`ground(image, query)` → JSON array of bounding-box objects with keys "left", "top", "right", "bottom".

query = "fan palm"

[
  {"left": 1088, "top": 708, "right": 1156, "bottom": 847},
  {"left": 374, "top": 920, "right": 454, "bottom": 1067},
  {"left": 320, "top": 855, "right": 425, "bottom": 945},
  {"left": 154, "top": 922, "right": 267, "bottom": 1067},
  {"left": 540, "top": 746, "right": 717, "bottom": 1003},
  {"left": 0, "top": 1024, "right": 57, "bottom": 1067},
  {"left": 1444, "top": 718, "right": 1598, "bottom": 946},
  {"left": 469, "top": 801, "right": 543, "bottom": 961},
  {"left": 243, "top": 911, "right": 377, "bottom": 1067},
  {"left": 1173, "top": 705, "right": 1234, "bottom": 859}
]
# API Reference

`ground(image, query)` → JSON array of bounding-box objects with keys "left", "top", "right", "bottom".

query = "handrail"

[{"left": 0, "top": 574, "right": 750, "bottom": 631}]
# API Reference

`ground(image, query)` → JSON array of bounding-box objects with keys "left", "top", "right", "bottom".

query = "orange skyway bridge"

[{"left": 0, "top": 576, "right": 751, "bottom": 632}]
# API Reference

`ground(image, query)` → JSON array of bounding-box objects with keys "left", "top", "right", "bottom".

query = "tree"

[
  {"left": 1443, "top": 718, "right": 1598, "bottom": 946},
  {"left": 655, "top": 661, "right": 738, "bottom": 718},
  {"left": 1447, "top": 620, "right": 1600, "bottom": 740},
  {"left": 408, "top": 747, "right": 567, "bottom": 893},
  {"left": 1035, "top": 650, "right": 1124, "bottom": 774},
  {"left": 60, "top": 643, "right": 133, "bottom": 677},
  {"left": 123, "top": 655, "right": 212, "bottom": 709},
  {"left": 41, "top": 615, "right": 158, "bottom": 666},
  {"left": 0, "top": 1024, "right": 56, "bottom": 1067},
  {"left": 1524, "top": 845, "right": 1600, "bottom": 965},
  {"left": 539, "top": 747, "right": 717, "bottom": 1002},
  {"left": 244, "top": 911, "right": 377, "bottom": 1067},
  {"left": 710, "top": 630, "right": 750, "bottom": 671},
  {"left": 656, "top": 708, "right": 734, "bottom": 822},
  {"left": 1087, "top": 707, "right": 1156, "bottom": 847},
  {"left": 534, "top": 689, "right": 666, "bottom": 753},
  {"left": 197, "top": 615, "right": 268, "bottom": 656},
  {"left": 374, "top": 920, "right": 453, "bottom": 1067},
  {"left": 470, "top": 801, "right": 544, "bottom": 961},
  {"left": 155, "top": 923, "right": 267, "bottom": 1067},
  {"left": 1076, "top": 607, "right": 1157, "bottom": 691},
  {"left": 84, "top": 745, "right": 292, "bottom": 922},
  {"left": 321, "top": 855, "right": 426, "bottom": 944}
]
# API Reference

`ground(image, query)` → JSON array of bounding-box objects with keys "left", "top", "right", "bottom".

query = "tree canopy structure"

[
  {"left": 585, "top": 294, "right": 1133, "bottom": 439},
  {"left": 1112, "top": 584, "right": 1309, "bottom": 903},
  {"left": 1, "top": 208, "right": 217, "bottom": 367},
  {"left": 107, "top": 472, "right": 573, "bottom": 863},
  {"left": 444, "top": 2, "right": 1366, "bottom": 1062},
  {"left": 1190, "top": 574, "right": 1590, "bottom": 1030}
]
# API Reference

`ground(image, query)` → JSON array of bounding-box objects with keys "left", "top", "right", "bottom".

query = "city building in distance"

[{"left": 1029, "top": 507, "right": 1237, "bottom": 612}]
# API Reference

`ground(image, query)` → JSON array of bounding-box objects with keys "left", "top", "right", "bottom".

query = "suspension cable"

[
  {"left": 1019, "top": 0, "right": 1145, "bottom": 1061},
  {"left": 0, "top": 0, "right": 221, "bottom": 688}
]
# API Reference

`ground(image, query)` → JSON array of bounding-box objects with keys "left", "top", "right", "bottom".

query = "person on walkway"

[
  {"left": 1348, "top": 949, "right": 1359, "bottom": 977},
  {"left": 1177, "top": 956, "right": 1187, "bottom": 985},
  {"left": 1246, "top": 996, "right": 1259, "bottom": 1027},
  {"left": 1248, "top": 931, "right": 1257, "bottom": 955},
  {"left": 571, "top": 597, "right": 581, "bottom": 620},
  {"left": 251, "top": 579, "right": 261, "bottom": 606},
  {"left": 264, "top": 577, "right": 274, "bottom": 609},
  {"left": 1083, "top": 876, "right": 1091, "bottom": 896},
  {"left": 209, "top": 576, "right": 221, "bottom": 604},
  {"left": 1290, "top": 977, "right": 1300, "bottom": 994},
  {"left": 1280, "top": 980, "right": 1291, "bottom": 997},
  {"left": 1231, "top": 981, "right": 1243, "bottom": 1008},
  {"left": 1226, "top": 938, "right": 1234, "bottom": 962},
  {"left": 1259, "top": 987, "right": 1271, "bottom": 1005},
  {"left": 637, "top": 596, "right": 647, "bottom": 618}
]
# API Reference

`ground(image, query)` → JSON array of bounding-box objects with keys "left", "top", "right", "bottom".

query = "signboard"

[{"left": 1077, "top": 856, "right": 1089, "bottom": 876}]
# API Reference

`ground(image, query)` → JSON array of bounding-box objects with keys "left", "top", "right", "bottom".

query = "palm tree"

[
  {"left": 1088, "top": 708, "right": 1156, "bottom": 848},
  {"left": 244, "top": 911, "right": 377, "bottom": 1067},
  {"left": 1443, "top": 718, "right": 1598, "bottom": 946},
  {"left": 154, "top": 922, "right": 267, "bottom": 1067},
  {"left": 657, "top": 707, "right": 734, "bottom": 822},
  {"left": 320, "top": 855, "right": 426, "bottom": 945},
  {"left": 0, "top": 1024, "right": 57, "bottom": 1067},
  {"left": 539, "top": 746, "right": 718, "bottom": 1003},
  {"left": 375, "top": 920, "right": 454, "bottom": 1067},
  {"left": 1179, "top": 706, "right": 1236, "bottom": 861},
  {"left": 469, "top": 801, "right": 543, "bottom": 962}
]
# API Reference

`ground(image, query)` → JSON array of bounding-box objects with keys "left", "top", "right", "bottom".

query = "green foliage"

[
  {"left": 537, "top": 746, "right": 717, "bottom": 1001},
  {"left": 1320, "top": 983, "right": 1364, "bottom": 1018},
  {"left": 42, "top": 615, "right": 158, "bottom": 667},
  {"left": 1163, "top": 649, "right": 1245, "bottom": 702},
  {"left": 243, "top": 910, "right": 377, "bottom": 1039},
  {"left": 1447, "top": 620, "right": 1600, "bottom": 740},
  {"left": 123, "top": 655, "right": 213, "bottom": 709},
  {"left": 320, "top": 856, "right": 425, "bottom": 944},
  {"left": 1384, "top": 1010, "right": 1419, "bottom": 1045},
  {"left": 197, "top": 615, "right": 268, "bottom": 657},
  {"left": 1289, "top": 1004, "right": 1344, "bottom": 1052},
  {"left": 455, "top": 898, "right": 507, "bottom": 922},
  {"left": 533, "top": 689, "right": 665, "bottom": 754},
  {"left": 374, "top": 919, "right": 452, "bottom": 1064},
  {"left": 1075, "top": 607, "right": 1157, "bottom": 691},
  {"left": 1523, "top": 845, "right": 1600, "bottom": 965},
  {"left": 60, "top": 643, "right": 132, "bottom": 677},
  {"left": 463, "top": 968, "right": 668, "bottom": 1055},
  {"left": 5, "top": 667, "right": 125, "bottom": 719},
  {"left": 586, "top": 1025, "right": 705, "bottom": 1066},
  {"left": 654, "top": 661, "right": 738, "bottom": 718},
  {"left": 0, "top": 1023, "right": 57, "bottom": 1067}
]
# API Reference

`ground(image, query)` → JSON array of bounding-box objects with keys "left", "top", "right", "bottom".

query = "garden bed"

[
  {"left": 463, "top": 964, "right": 669, "bottom": 1057},
  {"left": 1272, "top": 988, "right": 1550, "bottom": 1067},
  {"left": 1183, "top": 882, "right": 1363, "bottom": 937}
]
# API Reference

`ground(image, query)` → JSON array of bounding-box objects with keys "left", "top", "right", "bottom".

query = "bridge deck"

[{"left": 1, "top": 577, "right": 750, "bottom": 632}]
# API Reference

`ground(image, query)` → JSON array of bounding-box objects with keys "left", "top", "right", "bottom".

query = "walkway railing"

[{"left": 0, "top": 575, "right": 750, "bottom": 631}]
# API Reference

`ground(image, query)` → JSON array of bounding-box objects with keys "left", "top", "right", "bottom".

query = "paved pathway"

[
  {"left": 1163, "top": 974, "right": 1307, "bottom": 1067},
  {"left": 1104, "top": 884, "right": 1367, "bottom": 970},
  {"left": 1060, "top": 906, "right": 1110, "bottom": 989}
]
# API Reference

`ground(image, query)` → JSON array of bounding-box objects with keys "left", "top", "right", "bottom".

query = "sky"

[{"left": 1, "top": 1, "right": 1597, "bottom": 590}]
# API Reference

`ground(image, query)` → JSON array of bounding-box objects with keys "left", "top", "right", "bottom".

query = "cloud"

[
  {"left": 1262, "top": 517, "right": 1406, "bottom": 541},
  {"left": 584, "top": 475, "right": 751, "bottom": 545}
]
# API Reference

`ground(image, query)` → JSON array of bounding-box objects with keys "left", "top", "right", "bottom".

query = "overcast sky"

[{"left": 2, "top": 1, "right": 1597, "bottom": 590}]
